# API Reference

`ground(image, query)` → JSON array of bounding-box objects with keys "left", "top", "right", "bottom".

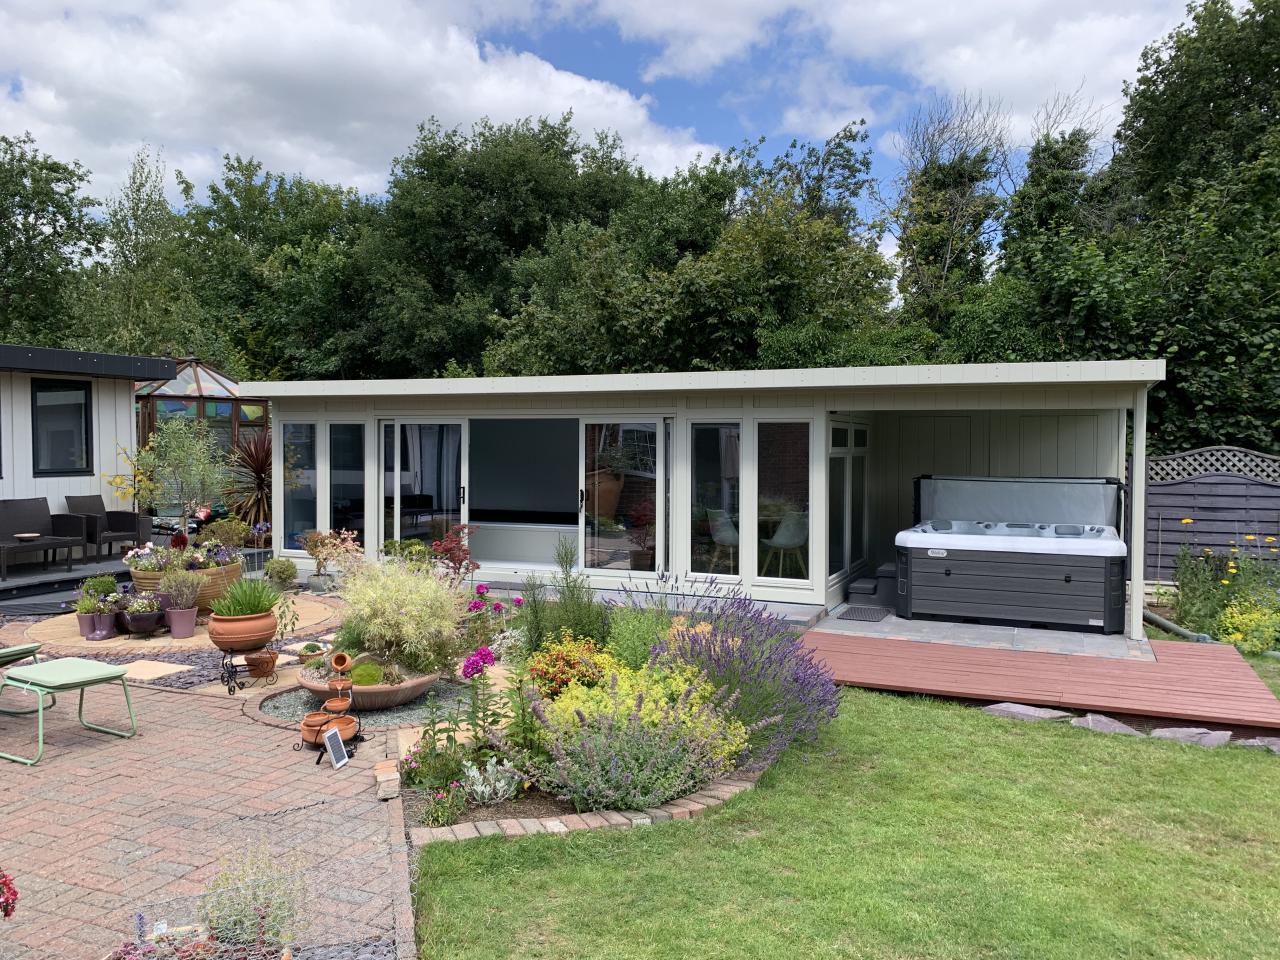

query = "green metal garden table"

[{"left": 0, "top": 657, "right": 137, "bottom": 765}]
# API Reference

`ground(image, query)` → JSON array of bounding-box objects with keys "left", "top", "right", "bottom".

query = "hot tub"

[{"left": 894, "top": 477, "right": 1127, "bottom": 633}]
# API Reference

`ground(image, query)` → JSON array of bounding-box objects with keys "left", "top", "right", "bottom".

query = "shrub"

[
  {"left": 157, "top": 570, "right": 202, "bottom": 610},
  {"left": 461, "top": 756, "right": 521, "bottom": 805},
  {"left": 382, "top": 538, "right": 431, "bottom": 564},
  {"left": 226, "top": 430, "right": 272, "bottom": 531},
  {"left": 197, "top": 847, "right": 304, "bottom": 949},
  {"left": 83, "top": 574, "right": 119, "bottom": 597},
  {"left": 201, "top": 517, "right": 251, "bottom": 548},
  {"left": 349, "top": 662, "right": 385, "bottom": 686},
  {"left": 528, "top": 631, "right": 619, "bottom": 699},
  {"left": 301, "top": 528, "right": 363, "bottom": 577},
  {"left": 532, "top": 692, "right": 740, "bottom": 812},
  {"left": 1218, "top": 596, "right": 1280, "bottom": 653},
  {"left": 606, "top": 606, "right": 671, "bottom": 669},
  {"left": 543, "top": 663, "right": 749, "bottom": 769},
  {"left": 400, "top": 739, "right": 464, "bottom": 790},
  {"left": 652, "top": 587, "right": 839, "bottom": 769},
  {"left": 517, "top": 574, "right": 550, "bottom": 654},
  {"left": 210, "top": 578, "right": 280, "bottom": 617},
  {"left": 419, "top": 783, "right": 467, "bottom": 827},
  {"left": 1173, "top": 545, "right": 1280, "bottom": 635},
  {"left": 340, "top": 560, "right": 466, "bottom": 674},
  {"left": 263, "top": 556, "right": 297, "bottom": 589},
  {"left": 547, "top": 537, "right": 610, "bottom": 643},
  {"left": 125, "top": 593, "right": 160, "bottom": 614}
]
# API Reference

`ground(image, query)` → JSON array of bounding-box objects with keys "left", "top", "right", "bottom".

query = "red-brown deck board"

[{"left": 802, "top": 631, "right": 1280, "bottom": 728}]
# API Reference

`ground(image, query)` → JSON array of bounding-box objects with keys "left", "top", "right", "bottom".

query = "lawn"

[{"left": 415, "top": 687, "right": 1280, "bottom": 960}]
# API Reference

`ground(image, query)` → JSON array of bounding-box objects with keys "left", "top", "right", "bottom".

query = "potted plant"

[
  {"left": 88, "top": 593, "right": 120, "bottom": 641},
  {"left": 263, "top": 556, "right": 297, "bottom": 591},
  {"left": 122, "top": 593, "right": 163, "bottom": 635},
  {"left": 300, "top": 528, "right": 362, "bottom": 592},
  {"left": 125, "top": 540, "right": 244, "bottom": 611},
  {"left": 208, "top": 579, "right": 281, "bottom": 652},
  {"left": 626, "top": 500, "right": 657, "bottom": 569},
  {"left": 159, "top": 570, "right": 202, "bottom": 639}
]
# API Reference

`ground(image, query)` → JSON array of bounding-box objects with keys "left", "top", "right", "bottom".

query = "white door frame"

[
  {"left": 384, "top": 417, "right": 468, "bottom": 545},
  {"left": 578, "top": 416, "right": 666, "bottom": 578}
]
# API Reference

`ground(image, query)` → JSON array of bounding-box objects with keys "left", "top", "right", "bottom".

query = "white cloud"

[{"left": 0, "top": 0, "right": 715, "bottom": 200}]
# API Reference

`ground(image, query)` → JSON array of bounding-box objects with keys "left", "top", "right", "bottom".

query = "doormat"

[{"left": 838, "top": 605, "right": 891, "bottom": 623}]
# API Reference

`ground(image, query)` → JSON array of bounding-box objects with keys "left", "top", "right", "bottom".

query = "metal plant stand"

[{"left": 219, "top": 649, "right": 279, "bottom": 695}]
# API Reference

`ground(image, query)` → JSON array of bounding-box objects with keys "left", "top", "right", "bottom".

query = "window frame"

[{"left": 31, "top": 377, "right": 94, "bottom": 477}]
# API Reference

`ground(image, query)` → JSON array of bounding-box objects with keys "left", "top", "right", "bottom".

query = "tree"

[
  {"left": 888, "top": 95, "right": 1009, "bottom": 333},
  {"left": 0, "top": 133, "right": 100, "bottom": 345},
  {"left": 70, "top": 148, "right": 205, "bottom": 357}
]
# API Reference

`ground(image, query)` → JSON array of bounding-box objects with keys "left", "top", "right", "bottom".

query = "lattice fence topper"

[{"left": 1148, "top": 445, "right": 1280, "bottom": 485}]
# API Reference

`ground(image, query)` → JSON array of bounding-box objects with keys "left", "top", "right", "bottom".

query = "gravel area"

[
  {"left": 260, "top": 678, "right": 471, "bottom": 729},
  {"left": 402, "top": 786, "right": 575, "bottom": 828}
]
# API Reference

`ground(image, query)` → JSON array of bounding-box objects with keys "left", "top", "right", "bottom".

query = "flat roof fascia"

[
  {"left": 244, "top": 359, "right": 1165, "bottom": 400},
  {"left": 0, "top": 344, "right": 176, "bottom": 381}
]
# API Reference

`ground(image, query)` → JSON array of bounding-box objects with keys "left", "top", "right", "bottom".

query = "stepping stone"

[
  {"left": 982, "top": 702, "right": 1072, "bottom": 722},
  {"left": 1235, "top": 737, "right": 1280, "bottom": 755},
  {"left": 1151, "top": 727, "right": 1232, "bottom": 747},
  {"left": 1071, "top": 713, "right": 1142, "bottom": 736},
  {"left": 123, "top": 660, "right": 194, "bottom": 681}
]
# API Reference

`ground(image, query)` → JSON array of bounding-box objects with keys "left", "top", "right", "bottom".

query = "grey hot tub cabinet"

[{"left": 894, "top": 546, "right": 1126, "bottom": 633}]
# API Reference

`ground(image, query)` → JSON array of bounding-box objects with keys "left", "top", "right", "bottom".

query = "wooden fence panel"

[{"left": 1145, "top": 446, "right": 1280, "bottom": 581}]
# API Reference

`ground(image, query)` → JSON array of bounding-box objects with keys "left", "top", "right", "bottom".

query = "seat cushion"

[
  {"left": 0, "top": 643, "right": 41, "bottom": 668},
  {"left": 6, "top": 657, "right": 127, "bottom": 689}
]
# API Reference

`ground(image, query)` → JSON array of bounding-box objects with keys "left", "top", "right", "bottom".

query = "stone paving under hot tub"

[{"left": 0, "top": 684, "right": 415, "bottom": 960}]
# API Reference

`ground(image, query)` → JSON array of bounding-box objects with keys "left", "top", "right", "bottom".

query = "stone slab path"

[{"left": 0, "top": 684, "right": 413, "bottom": 960}]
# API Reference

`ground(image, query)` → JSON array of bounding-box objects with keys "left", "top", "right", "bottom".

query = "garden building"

[
  {"left": 247, "top": 359, "right": 1164, "bottom": 640},
  {"left": 135, "top": 357, "right": 269, "bottom": 453}
]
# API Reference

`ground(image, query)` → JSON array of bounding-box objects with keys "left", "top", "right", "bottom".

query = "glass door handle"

[{"left": 579, "top": 489, "right": 586, "bottom": 510}]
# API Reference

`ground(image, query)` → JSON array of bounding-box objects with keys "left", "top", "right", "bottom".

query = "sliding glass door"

[
  {"left": 380, "top": 420, "right": 466, "bottom": 545},
  {"left": 581, "top": 420, "right": 663, "bottom": 573}
]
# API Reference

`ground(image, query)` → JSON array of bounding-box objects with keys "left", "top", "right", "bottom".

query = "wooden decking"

[{"left": 802, "top": 630, "right": 1280, "bottom": 729}]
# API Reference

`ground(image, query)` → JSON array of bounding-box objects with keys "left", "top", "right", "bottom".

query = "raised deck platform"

[{"left": 802, "top": 630, "right": 1280, "bottom": 730}]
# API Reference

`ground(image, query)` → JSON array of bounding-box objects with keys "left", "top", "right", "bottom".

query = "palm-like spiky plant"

[{"left": 226, "top": 430, "right": 271, "bottom": 529}]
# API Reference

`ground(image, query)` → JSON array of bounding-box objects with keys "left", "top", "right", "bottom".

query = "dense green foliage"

[{"left": 2, "top": 1, "right": 1276, "bottom": 450}]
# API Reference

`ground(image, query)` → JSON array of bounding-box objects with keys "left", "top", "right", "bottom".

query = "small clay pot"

[
  {"left": 322, "top": 697, "right": 350, "bottom": 715},
  {"left": 244, "top": 649, "right": 278, "bottom": 678},
  {"left": 300, "top": 711, "right": 330, "bottom": 745},
  {"left": 330, "top": 652, "right": 353, "bottom": 674},
  {"left": 321, "top": 714, "right": 358, "bottom": 742},
  {"left": 327, "top": 677, "right": 352, "bottom": 696}
]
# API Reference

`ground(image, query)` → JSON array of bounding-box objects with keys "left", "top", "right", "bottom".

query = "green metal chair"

[
  {"left": 0, "top": 643, "right": 51, "bottom": 715},
  {"left": 0, "top": 656, "right": 137, "bottom": 765}
]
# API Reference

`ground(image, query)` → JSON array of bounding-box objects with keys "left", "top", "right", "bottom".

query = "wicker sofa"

[
  {"left": 0, "top": 498, "right": 87, "bottom": 580},
  {"left": 65, "top": 494, "right": 151, "bottom": 561}
]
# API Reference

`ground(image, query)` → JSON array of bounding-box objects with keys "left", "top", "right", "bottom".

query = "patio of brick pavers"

[{"left": 0, "top": 682, "right": 414, "bottom": 960}]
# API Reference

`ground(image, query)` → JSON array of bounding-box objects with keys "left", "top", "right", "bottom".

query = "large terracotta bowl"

[
  {"left": 208, "top": 611, "right": 277, "bottom": 652},
  {"left": 130, "top": 561, "right": 243, "bottom": 612},
  {"left": 297, "top": 670, "right": 442, "bottom": 709}
]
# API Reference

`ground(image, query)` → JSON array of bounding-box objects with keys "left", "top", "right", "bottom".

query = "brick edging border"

[{"left": 406, "top": 768, "right": 767, "bottom": 846}]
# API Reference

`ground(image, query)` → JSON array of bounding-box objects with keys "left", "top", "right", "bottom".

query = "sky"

[{"left": 0, "top": 1, "right": 1190, "bottom": 202}]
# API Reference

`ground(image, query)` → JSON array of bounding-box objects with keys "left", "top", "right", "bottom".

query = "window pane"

[
  {"left": 157, "top": 398, "right": 196, "bottom": 419},
  {"left": 382, "top": 422, "right": 395, "bottom": 546},
  {"left": 828, "top": 456, "right": 846, "bottom": 575},
  {"left": 239, "top": 403, "right": 266, "bottom": 422},
  {"left": 33, "top": 380, "right": 90, "bottom": 474},
  {"left": 203, "top": 400, "right": 233, "bottom": 453},
  {"left": 330, "top": 424, "right": 365, "bottom": 546},
  {"left": 283, "top": 424, "right": 317, "bottom": 550},
  {"left": 690, "top": 423, "right": 740, "bottom": 575},
  {"left": 585, "top": 422, "right": 657, "bottom": 571},
  {"left": 758, "top": 422, "right": 810, "bottom": 580},
  {"left": 849, "top": 456, "right": 866, "bottom": 567},
  {"left": 399, "top": 423, "right": 462, "bottom": 544},
  {"left": 853, "top": 428, "right": 869, "bottom": 449},
  {"left": 830, "top": 426, "right": 849, "bottom": 449}
]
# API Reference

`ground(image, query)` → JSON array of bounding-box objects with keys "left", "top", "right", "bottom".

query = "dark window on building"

[{"left": 32, "top": 378, "right": 92, "bottom": 476}]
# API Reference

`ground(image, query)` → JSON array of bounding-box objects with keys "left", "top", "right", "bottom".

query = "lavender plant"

[
  {"left": 633, "top": 578, "right": 840, "bottom": 769},
  {"left": 530, "top": 688, "right": 740, "bottom": 811}
]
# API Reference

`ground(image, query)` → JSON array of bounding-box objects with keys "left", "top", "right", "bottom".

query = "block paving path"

[{"left": 0, "top": 684, "right": 413, "bottom": 960}]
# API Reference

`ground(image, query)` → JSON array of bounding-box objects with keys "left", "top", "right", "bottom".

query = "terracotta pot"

[
  {"left": 130, "top": 561, "right": 243, "bottom": 612},
  {"left": 208, "top": 611, "right": 277, "bottom": 652},
  {"left": 299, "top": 670, "right": 442, "bottom": 709},
  {"left": 327, "top": 677, "right": 352, "bottom": 695},
  {"left": 322, "top": 697, "right": 350, "bottom": 714},
  {"left": 300, "top": 711, "right": 331, "bottom": 745},
  {"left": 330, "top": 651, "right": 353, "bottom": 674},
  {"left": 321, "top": 714, "right": 358, "bottom": 742},
  {"left": 244, "top": 649, "right": 279, "bottom": 678},
  {"left": 76, "top": 612, "right": 96, "bottom": 637},
  {"left": 166, "top": 606, "right": 198, "bottom": 640}
]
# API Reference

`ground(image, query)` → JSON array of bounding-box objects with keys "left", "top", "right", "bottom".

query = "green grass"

[{"left": 414, "top": 688, "right": 1280, "bottom": 959}]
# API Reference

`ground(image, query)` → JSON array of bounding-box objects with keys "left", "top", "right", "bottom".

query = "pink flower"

[
  {"left": 475, "top": 583, "right": 489, "bottom": 595},
  {"left": 491, "top": 601, "right": 504, "bottom": 613},
  {"left": 466, "top": 599, "right": 485, "bottom": 613},
  {"left": 513, "top": 596, "right": 524, "bottom": 608}
]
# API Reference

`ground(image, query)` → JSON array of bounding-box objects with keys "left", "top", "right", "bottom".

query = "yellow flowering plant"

[{"left": 1218, "top": 597, "right": 1280, "bottom": 654}]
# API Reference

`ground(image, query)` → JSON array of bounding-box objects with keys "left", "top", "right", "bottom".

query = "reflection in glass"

[
  {"left": 283, "top": 424, "right": 317, "bottom": 550},
  {"left": 849, "top": 456, "right": 866, "bottom": 568},
  {"left": 757, "top": 422, "right": 810, "bottom": 579},
  {"left": 382, "top": 423, "right": 394, "bottom": 548},
  {"left": 690, "top": 423, "right": 740, "bottom": 575},
  {"left": 828, "top": 456, "right": 846, "bottom": 576},
  {"left": 584, "top": 422, "right": 657, "bottom": 571},
  {"left": 330, "top": 424, "right": 365, "bottom": 545},
  {"left": 398, "top": 424, "right": 461, "bottom": 543}
]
